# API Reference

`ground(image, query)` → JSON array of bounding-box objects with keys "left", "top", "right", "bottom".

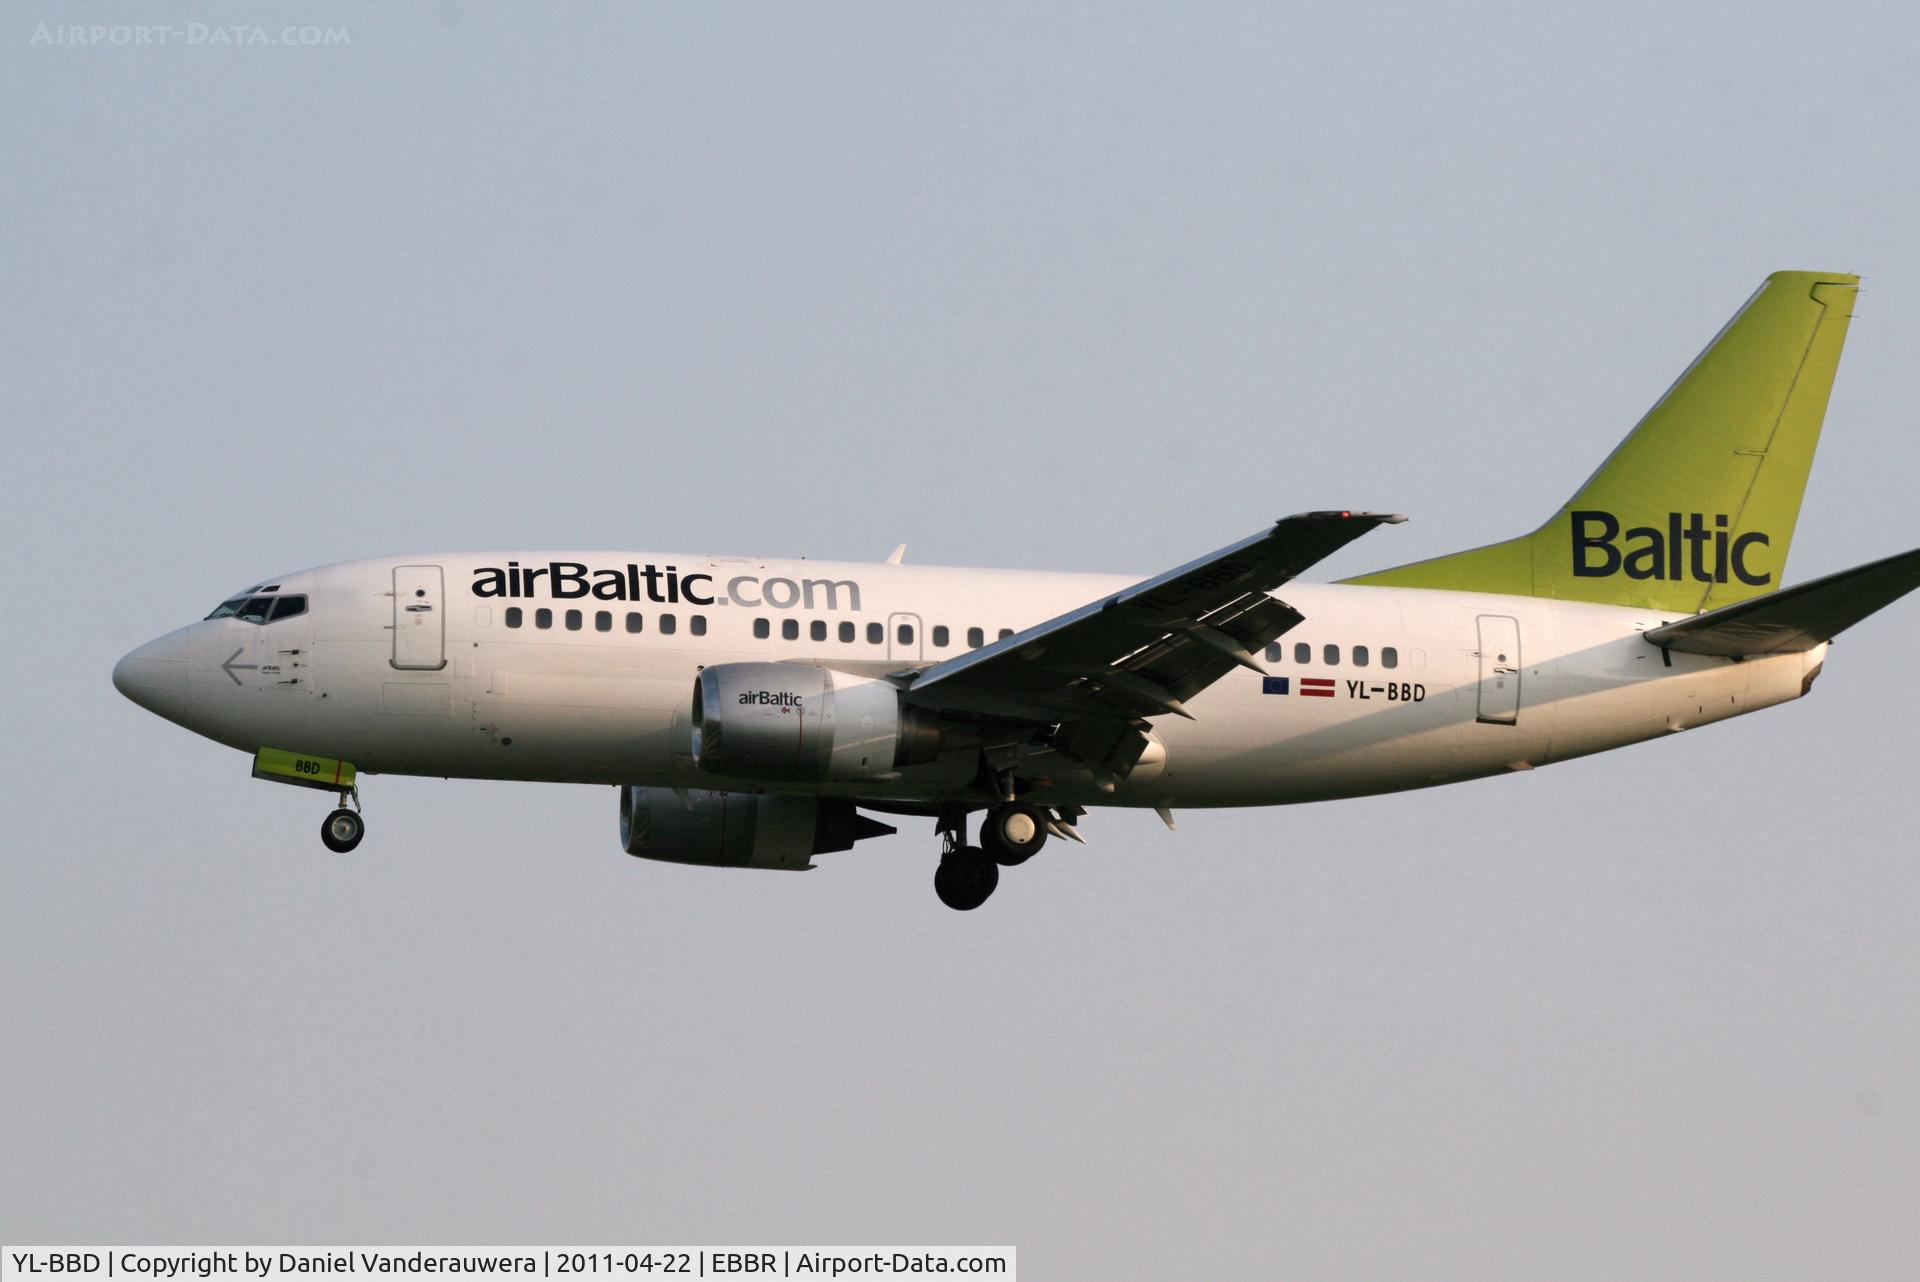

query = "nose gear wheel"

[{"left": 321, "top": 806, "right": 364, "bottom": 853}]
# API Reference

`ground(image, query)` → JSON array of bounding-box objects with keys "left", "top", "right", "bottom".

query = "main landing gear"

[
  {"left": 933, "top": 802, "right": 1080, "bottom": 910},
  {"left": 933, "top": 839, "right": 998, "bottom": 912},
  {"left": 980, "top": 802, "right": 1049, "bottom": 865},
  {"left": 320, "top": 786, "right": 364, "bottom": 853}
]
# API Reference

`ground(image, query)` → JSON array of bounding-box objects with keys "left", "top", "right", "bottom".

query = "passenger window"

[
  {"left": 1353, "top": 645, "right": 1369, "bottom": 667},
  {"left": 1382, "top": 646, "right": 1399, "bottom": 669},
  {"left": 783, "top": 619, "right": 799, "bottom": 641},
  {"left": 565, "top": 609, "right": 582, "bottom": 631},
  {"left": 1324, "top": 644, "right": 1340, "bottom": 665},
  {"left": 753, "top": 618, "right": 769, "bottom": 639},
  {"left": 595, "top": 610, "right": 612, "bottom": 633},
  {"left": 627, "top": 613, "right": 643, "bottom": 633},
  {"left": 659, "top": 614, "right": 677, "bottom": 635},
  {"left": 1294, "top": 642, "right": 1310, "bottom": 664},
  {"left": 270, "top": 596, "right": 307, "bottom": 622},
  {"left": 505, "top": 606, "right": 523, "bottom": 628},
  {"left": 898, "top": 623, "right": 915, "bottom": 646},
  {"left": 932, "top": 625, "right": 950, "bottom": 647},
  {"left": 998, "top": 628, "right": 1013, "bottom": 641},
  {"left": 535, "top": 608, "right": 553, "bottom": 630},
  {"left": 967, "top": 627, "right": 984, "bottom": 649},
  {"left": 811, "top": 620, "right": 827, "bottom": 642},
  {"left": 1266, "top": 642, "right": 1283, "bottom": 663},
  {"left": 867, "top": 622, "right": 883, "bottom": 644},
  {"left": 839, "top": 621, "right": 855, "bottom": 643},
  {"left": 691, "top": 615, "right": 707, "bottom": 636}
]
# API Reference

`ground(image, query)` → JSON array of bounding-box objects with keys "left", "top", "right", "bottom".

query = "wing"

[
  {"left": 1644, "top": 547, "right": 1920, "bottom": 657},
  {"left": 907, "top": 511, "right": 1406, "bottom": 727}
]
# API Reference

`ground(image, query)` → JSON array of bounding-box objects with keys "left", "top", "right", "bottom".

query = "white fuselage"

[{"left": 114, "top": 551, "right": 1823, "bottom": 809}]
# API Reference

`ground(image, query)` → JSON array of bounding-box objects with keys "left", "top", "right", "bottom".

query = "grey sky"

[{"left": 3, "top": 3, "right": 1917, "bottom": 1277}]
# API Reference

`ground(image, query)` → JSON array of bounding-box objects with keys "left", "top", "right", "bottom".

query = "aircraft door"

[
  {"left": 887, "top": 612, "right": 923, "bottom": 663},
  {"left": 1475, "top": 614, "right": 1522, "bottom": 725},
  {"left": 393, "top": 565, "right": 448, "bottom": 670}
]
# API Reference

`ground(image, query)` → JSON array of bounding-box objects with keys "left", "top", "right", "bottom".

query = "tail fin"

[{"left": 1345, "top": 270, "right": 1859, "bottom": 613}]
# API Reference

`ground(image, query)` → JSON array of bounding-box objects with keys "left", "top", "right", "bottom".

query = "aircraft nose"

[{"left": 113, "top": 630, "right": 192, "bottom": 711}]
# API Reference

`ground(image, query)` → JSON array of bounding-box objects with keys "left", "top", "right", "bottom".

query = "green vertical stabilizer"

[{"left": 1344, "top": 271, "right": 1858, "bottom": 613}]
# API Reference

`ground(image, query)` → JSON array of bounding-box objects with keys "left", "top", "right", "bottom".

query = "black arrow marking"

[{"left": 221, "top": 648, "right": 260, "bottom": 685}]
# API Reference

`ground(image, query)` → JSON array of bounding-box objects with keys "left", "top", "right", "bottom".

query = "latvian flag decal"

[{"left": 1261, "top": 676, "right": 1336, "bottom": 697}]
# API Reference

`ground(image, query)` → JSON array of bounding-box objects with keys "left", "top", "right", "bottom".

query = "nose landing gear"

[
  {"left": 320, "top": 786, "right": 364, "bottom": 853},
  {"left": 248, "top": 750, "right": 366, "bottom": 853}
]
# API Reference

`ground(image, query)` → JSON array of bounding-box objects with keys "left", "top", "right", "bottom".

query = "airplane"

[{"left": 113, "top": 270, "right": 1919, "bottom": 910}]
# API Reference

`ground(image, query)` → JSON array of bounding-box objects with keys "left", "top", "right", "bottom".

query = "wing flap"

[
  {"left": 1644, "top": 547, "right": 1920, "bottom": 657},
  {"left": 908, "top": 511, "right": 1404, "bottom": 725}
]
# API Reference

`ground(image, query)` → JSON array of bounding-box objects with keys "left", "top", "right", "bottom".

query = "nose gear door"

[{"left": 393, "top": 565, "right": 447, "bottom": 670}]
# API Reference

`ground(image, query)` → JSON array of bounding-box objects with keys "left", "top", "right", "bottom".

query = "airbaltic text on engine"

[{"left": 470, "top": 561, "right": 862, "bottom": 611}]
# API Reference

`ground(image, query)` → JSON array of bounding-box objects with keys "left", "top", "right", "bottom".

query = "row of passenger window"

[
  {"left": 1266, "top": 640, "right": 1400, "bottom": 669},
  {"left": 493, "top": 608, "right": 1394, "bottom": 671},
  {"left": 505, "top": 606, "right": 707, "bottom": 636},
  {"left": 494, "top": 606, "right": 1021, "bottom": 648},
  {"left": 751, "top": 618, "right": 1017, "bottom": 648}
]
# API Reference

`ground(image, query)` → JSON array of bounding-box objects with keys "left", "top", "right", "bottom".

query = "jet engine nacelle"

[
  {"left": 620, "top": 786, "right": 895, "bottom": 870},
  {"left": 690, "top": 662, "right": 940, "bottom": 783}
]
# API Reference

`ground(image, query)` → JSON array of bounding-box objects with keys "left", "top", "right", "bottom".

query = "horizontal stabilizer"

[{"left": 1644, "top": 548, "right": 1920, "bottom": 657}]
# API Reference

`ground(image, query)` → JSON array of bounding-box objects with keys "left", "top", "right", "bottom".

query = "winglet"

[{"left": 885, "top": 544, "right": 906, "bottom": 565}]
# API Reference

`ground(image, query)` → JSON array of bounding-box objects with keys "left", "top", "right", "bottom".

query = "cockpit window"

[{"left": 206, "top": 592, "right": 308, "bottom": 624}]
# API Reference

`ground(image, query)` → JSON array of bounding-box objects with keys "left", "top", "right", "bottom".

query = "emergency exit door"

[
  {"left": 392, "top": 565, "right": 447, "bottom": 670},
  {"left": 1475, "top": 614, "right": 1521, "bottom": 725}
]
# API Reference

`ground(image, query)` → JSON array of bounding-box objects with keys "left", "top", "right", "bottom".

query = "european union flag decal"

[{"left": 1261, "top": 676, "right": 1290, "bottom": 695}]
